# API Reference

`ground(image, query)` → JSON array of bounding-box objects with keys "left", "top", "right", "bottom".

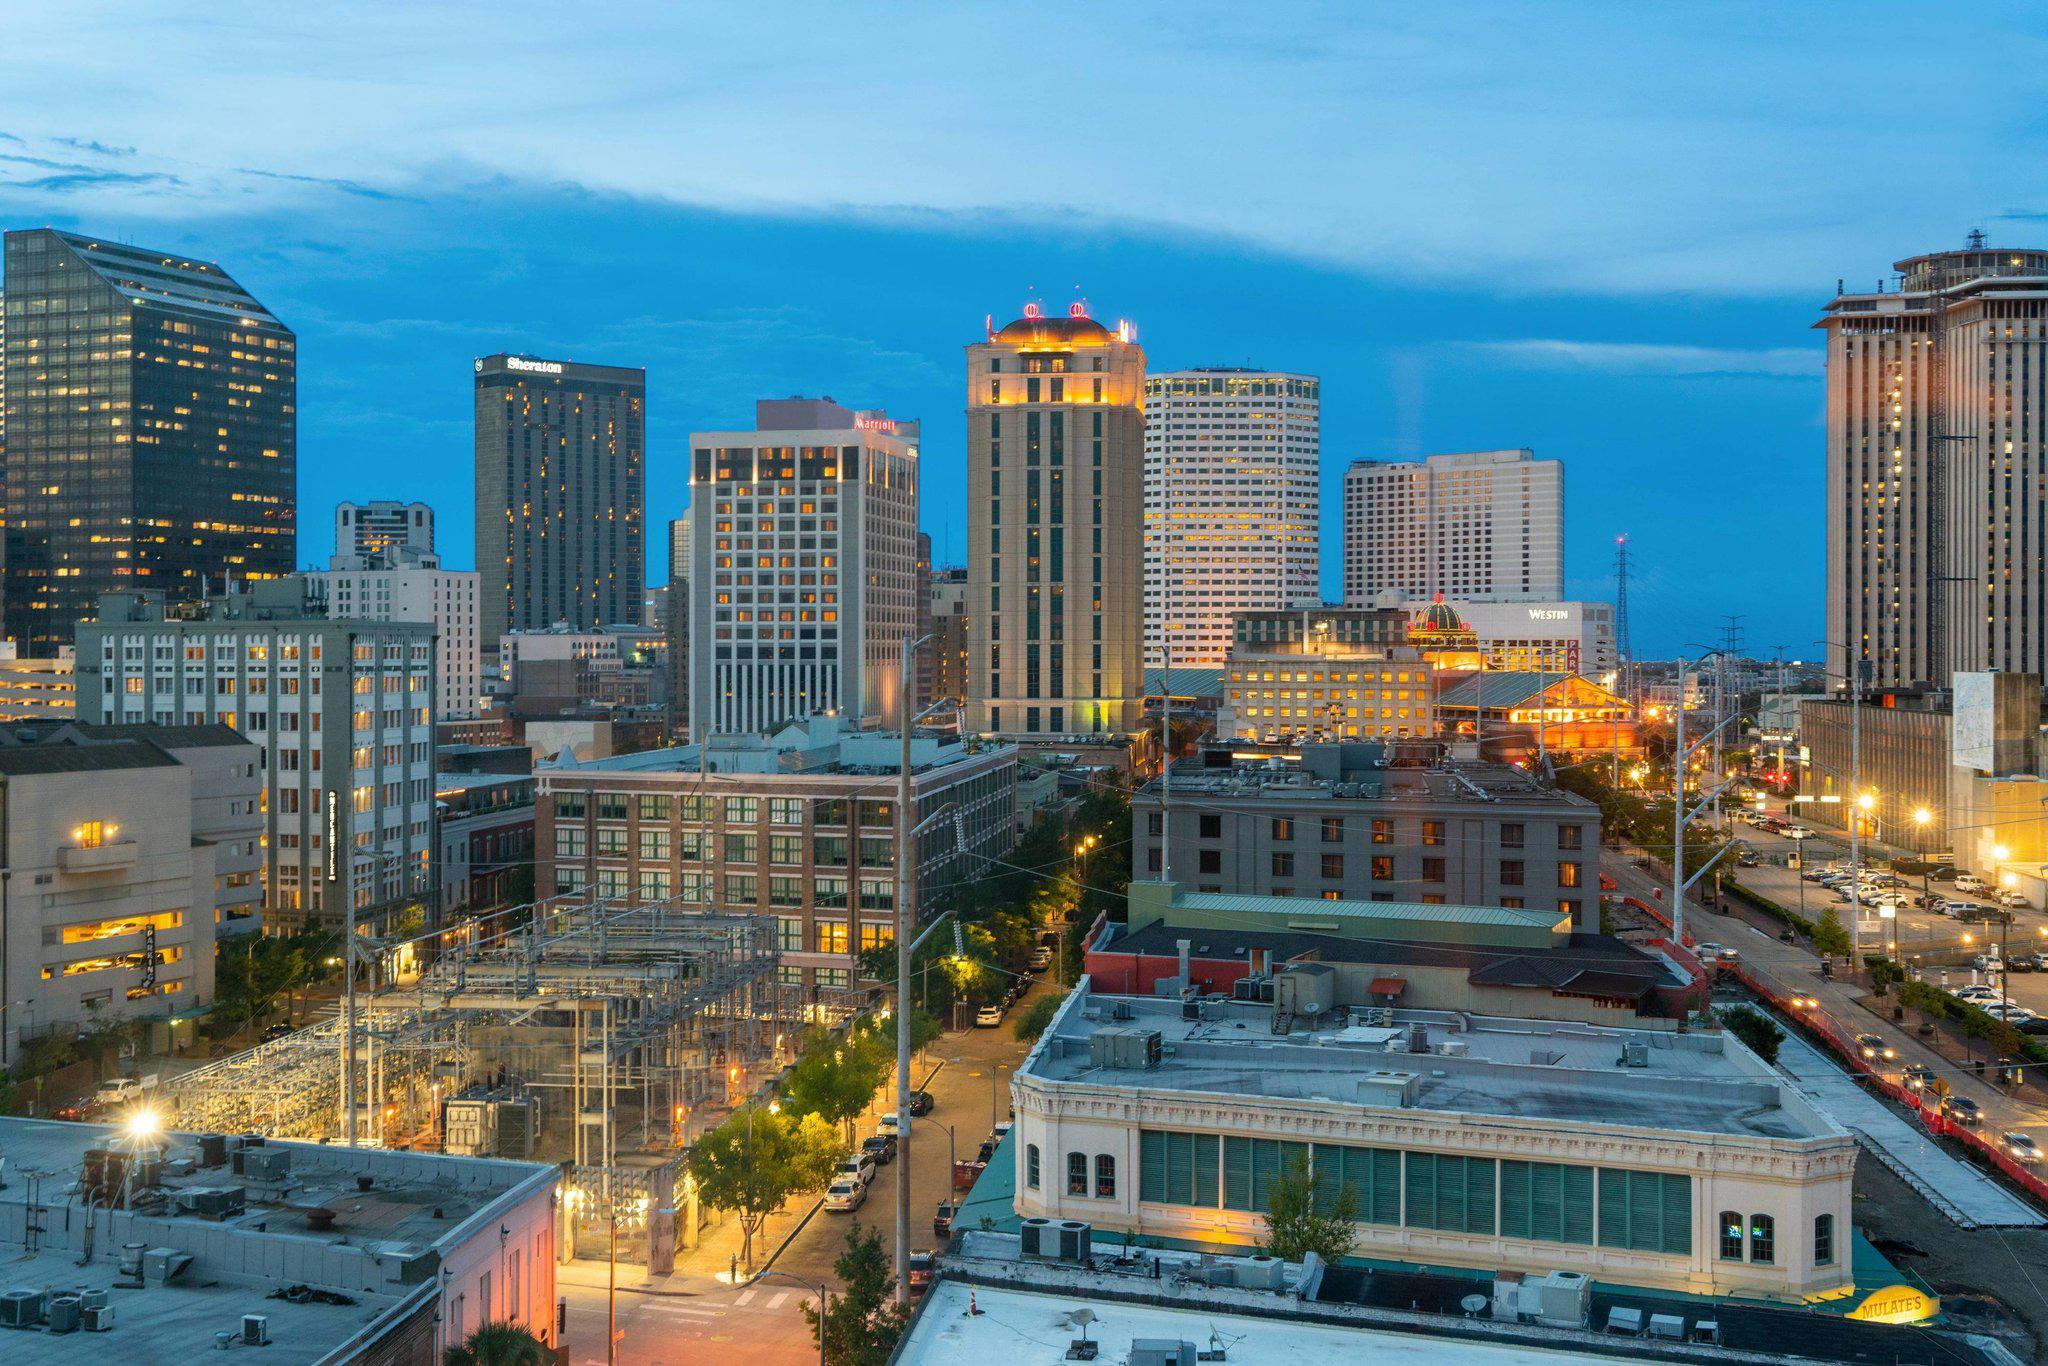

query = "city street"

[{"left": 559, "top": 979, "right": 1047, "bottom": 1365}]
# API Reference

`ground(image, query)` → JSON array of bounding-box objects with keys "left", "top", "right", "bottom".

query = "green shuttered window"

[
  {"left": 1499, "top": 1160, "right": 1595, "bottom": 1245},
  {"left": 1223, "top": 1137, "right": 1311, "bottom": 1211},
  {"left": 1311, "top": 1143, "right": 1403, "bottom": 1226},
  {"left": 1139, "top": 1130, "right": 1220, "bottom": 1207},
  {"left": 1597, "top": 1168, "right": 1692, "bottom": 1255},
  {"left": 1402, "top": 1153, "right": 1496, "bottom": 1235}
]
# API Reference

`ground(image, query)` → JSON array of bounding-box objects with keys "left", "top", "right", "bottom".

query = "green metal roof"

[{"left": 1173, "top": 889, "right": 1565, "bottom": 931}]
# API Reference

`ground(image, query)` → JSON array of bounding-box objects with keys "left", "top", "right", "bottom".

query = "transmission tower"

[{"left": 1612, "top": 535, "right": 1632, "bottom": 693}]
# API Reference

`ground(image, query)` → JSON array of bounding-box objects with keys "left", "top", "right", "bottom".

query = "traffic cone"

[{"left": 967, "top": 1286, "right": 983, "bottom": 1316}]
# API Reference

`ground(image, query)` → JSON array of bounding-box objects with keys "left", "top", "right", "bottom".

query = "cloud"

[
  {"left": 237, "top": 168, "right": 421, "bottom": 203},
  {"left": 1462, "top": 339, "right": 1819, "bottom": 378},
  {"left": 3, "top": 169, "right": 181, "bottom": 193},
  {"left": 54, "top": 137, "right": 134, "bottom": 157}
]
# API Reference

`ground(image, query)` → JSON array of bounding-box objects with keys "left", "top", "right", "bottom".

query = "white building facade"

[
  {"left": 335, "top": 500, "right": 434, "bottom": 560},
  {"left": 1143, "top": 369, "right": 1320, "bottom": 670},
  {"left": 74, "top": 584, "right": 437, "bottom": 933},
  {"left": 1344, "top": 449, "right": 1564, "bottom": 605},
  {"left": 308, "top": 546, "right": 482, "bottom": 722},
  {"left": 688, "top": 400, "right": 919, "bottom": 737},
  {"left": 1436, "top": 599, "right": 1617, "bottom": 675}
]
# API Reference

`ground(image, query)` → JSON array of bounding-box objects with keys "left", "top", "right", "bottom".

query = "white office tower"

[
  {"left": 1343, "top": 449, "right": 1563, "bottom": 604},
  {"left": 1143, "top": 369, "right": 1320, "bottom": 670},
  {"left": 335, "top": 501, "right": 434, "bottom": 560},
  {"left": 308, "top": 539, "right": 482, "bottom": 722},
  {"left": 688, "top": 398, "right": 919, "bottom": 737}
]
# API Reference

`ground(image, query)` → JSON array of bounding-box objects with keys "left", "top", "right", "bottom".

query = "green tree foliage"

[
  {"left": 1864, "top": 956, "right": 1903, "bottom": 994},
  {"left": 780, "top": 1020, "right": 895, "bottom": 1131},
  {"left": 443, "top": 1322, "right": 548, "bottom": 1366},
  {"left": 1013, "top": 992, "right": 1064, "bottom": 1044},
  {"left": 1718, "top": 1005, "right": 1784, "bottom": 1065},
  {"left": 208, "top": 930, "right": 340, "bottom": 1041},
  {"left": 1259, "top": 1152, "right": 1357, "bottom": 1264},
  {"left": 686, "top": 1105, "right": 842, "bottom": 1269},
  {"left": 802, "top": 1226, "right": 912, "bottom": 1366},
  {"left": 1809, "top": 907, "right": 1851, "bottom": 959}
]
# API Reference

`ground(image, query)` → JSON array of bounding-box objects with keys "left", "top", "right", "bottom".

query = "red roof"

[{"left": 1367, "top": 977, "right": 1407, "bottom": 996}]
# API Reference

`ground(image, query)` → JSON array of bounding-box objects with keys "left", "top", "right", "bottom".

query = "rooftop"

[
  {"left": 0, "top": 737, "right": 174, "bottom": 776},
  {"left": 0, "top": 1117, "right": 554, "bottom": 1363},
  {"left": 1022, "top": 987, "right": 1842, "bottom": 1143},
  {"left": 1144, "top": 750, "right": 1595, "bottom": 811},
  {"left": 545, "top": 714, "right": 1011, "bottom": 780}
]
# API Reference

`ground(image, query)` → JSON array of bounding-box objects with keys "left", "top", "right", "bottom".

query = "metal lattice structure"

[{"left": 159, "top": 892, "right": 804, "bottom": 1216}]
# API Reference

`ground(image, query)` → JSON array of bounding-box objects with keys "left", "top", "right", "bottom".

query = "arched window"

[
  {"left": 1067, "top": 1151, "right": 1088, "bottom": 1196},
  {"left": 1026, "top": 1144, "right": 1040, "bottom": 1190},
  {"left": 1748, "top": 1213, "right": 1775, "bottom": 1264},
  {"left": 1718, "top": 1211, "right": 1745, "bottom": 1261},
  {"left": 1813, "top": 1213, "right": 1834, "bottom": 1266},
  {"left": 1095, "top": 1154, "right": 1116, "bottom": 1199}
]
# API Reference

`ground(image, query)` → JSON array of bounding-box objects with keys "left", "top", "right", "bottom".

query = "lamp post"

[{"left": 752, "top": 1269, "right": 831, "bottom": 1366}]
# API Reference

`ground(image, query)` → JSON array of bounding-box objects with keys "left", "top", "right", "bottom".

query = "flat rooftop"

[
  {"left": 0, "top": 1117, "right": 555, "bottom": 1362},
  {"left": 1144, "top": 757, "right": 1595, "bottom": 810},
  {"left": 1024, "top": 988, "right": 1841, "bottom": 1143}
]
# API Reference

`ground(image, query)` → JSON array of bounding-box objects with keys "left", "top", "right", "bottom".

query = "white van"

[{"left": 1956, "top": 874, "right": 1989, "bottom": 896}]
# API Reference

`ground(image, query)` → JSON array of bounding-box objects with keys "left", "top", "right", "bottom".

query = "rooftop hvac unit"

[
  {"left": 493, "top": 1097, "right": 538, "bottom": 1159},
  {"left": 1274, "top": 963, "right": 1336, "bottom": 1017},
  {"left": 240, "top": 1147, "right": 291, "bottom": 1182},
  {"left": 81, "top": 1304, "right": 116, "bottom": 1332},
  {"left": 1130, "top": 1341, "right": 1196, "bottom": 1366},
  {"left": 79, "top": 1290, "right": 109, "bottom": 1312},
  {"left": 1534, "top": 1271, "right": 1592, "bottom": 1329},
  {"left": 0, "top": 1289, "right": 44, "bottom": 1327},
  {"left": 1435, "top": 1040, "right": 1469, "bottom": 1058},
  {"left": 1088, "top": 1026, "right": 1162, "bottom": 1070},
  {"left": 242, "top": 1314, "right": 271, "bottom": 1346},
  {"left": 1018, "top": 1217, "right": 1055, "bottom": 1259},
  {"left": 142, "top": 1248, "right": 194, "bottom": 1284},
  {"left": 180, "top": 1186, "right": 247, "bottom": 1221},
  {"left": 46, "top": 1295, "right": 81, "bottom": 1334},
  {"left": 1236, "top": 1253, "right": 1285, "bottom": 1291},
  {"left": 1054, "top": 1221, "right": 1092, "bottom": 1263},
  {"left": 1357, "top": 1070, "right": 1420, "bottom": 1108},
  {"left": 1623, "top": 1043, "right": 1650, "bottom": 1068},
  {"left": 196, "top": 1134, "right": 228, "bottom": 1168}
]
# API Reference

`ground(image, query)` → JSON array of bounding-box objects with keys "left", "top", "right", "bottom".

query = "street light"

[{"left": 749, "top": 1269, "right": 831, "bottom": 1366}]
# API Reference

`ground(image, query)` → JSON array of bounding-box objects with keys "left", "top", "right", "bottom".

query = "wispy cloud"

[
  {"left": 3, "top": 168, "right": 181, "bottom": 194},
  {"left": 54, "top": 137, "right": 134, "bottom": 157},
  {"left": 238, "top": 168, "right": 421, "bottom": 203},
  {"left": 1462, "top": 339, "right": 1818, "bottom": 378}
]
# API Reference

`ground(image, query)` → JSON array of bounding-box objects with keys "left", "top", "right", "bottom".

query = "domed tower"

[{"left": 965, "top": 303, "right": 1146, "bottom": 737}]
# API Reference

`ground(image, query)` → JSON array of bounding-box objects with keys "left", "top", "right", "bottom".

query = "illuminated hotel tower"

[
  {"left": 1820, "top": 236, "right": 2048, "bottom": 688},
  {"left": 966, "top": 305, "right": 1145, "bottom": 737},
  {"left": 1144, "top": 369, "right": 1320, "bottom": 669}
]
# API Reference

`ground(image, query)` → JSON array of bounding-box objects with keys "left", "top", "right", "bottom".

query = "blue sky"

[{"left": 3, "top": 2, "right": 2045, "bottom": 656}]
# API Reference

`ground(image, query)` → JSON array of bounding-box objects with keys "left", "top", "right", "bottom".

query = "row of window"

[{"left": 555, "top": 792, "right": 893, "bottom": 827}]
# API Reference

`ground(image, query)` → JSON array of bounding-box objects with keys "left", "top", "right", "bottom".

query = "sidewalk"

[{"left": 558, "top": 1194, "right": 823, "bottom": 1298}]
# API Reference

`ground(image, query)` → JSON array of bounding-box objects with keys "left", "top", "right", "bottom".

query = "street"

[{"left": 558, "top": 978, "right": 1046, "bottom": 1365}]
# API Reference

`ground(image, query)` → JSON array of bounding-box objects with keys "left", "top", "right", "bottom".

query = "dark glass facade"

[
  {"left": 474, "top": 354, "right": 645, "bottom": 646},
  {"left": 1, "top": 229, "right": 296, "bottom": 655}
]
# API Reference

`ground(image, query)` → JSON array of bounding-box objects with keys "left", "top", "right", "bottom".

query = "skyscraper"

[
  {"left": 1821, "top": 237, "right": 2048, "bottom": 688},
  {"left": 966, "top": 306, "right": 1145, "bottom": 738},
  {"left": 1, "top": 229, "right": 296, "bottom": 656},
  {"left": 688, "top": 397, "right": 919, "bottom": 736},
  {"left": 1143, "top": 368, "right": 1320, "bottom": 669},
  {"left": 473, "top": 354, "right": 644, "bottom": 650},
  {"left": 1342, "top": 449, "right": 1563, "bottom": 606},
  {"left": 666, "top": 515, "right": 691, "bottom": 732},
  {"left": 336, "top": 501, "right": 433, "bottom": 560}
]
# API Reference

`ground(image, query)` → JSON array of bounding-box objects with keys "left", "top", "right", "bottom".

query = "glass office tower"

[{"left": 1, "top": 229, "right": 296, "bottom": 655}]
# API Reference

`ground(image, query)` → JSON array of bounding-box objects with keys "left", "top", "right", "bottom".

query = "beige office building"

[
  {"left": 1822, "top": 238, "right": 2048, "bottom": 689},
  {"left": 1343, "top": 449, "right": 1563, "bottom": 605},
  {"left": 967, "top": 308, "right": 1145, "bottom": 738},
  {"left": 1143, "top": 369, "right": 1320, "bottom": 670}
]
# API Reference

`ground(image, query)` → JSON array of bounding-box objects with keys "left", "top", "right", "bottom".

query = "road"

[{"left": 560, "top": 979, "right": 1046, "bottom": 1365}]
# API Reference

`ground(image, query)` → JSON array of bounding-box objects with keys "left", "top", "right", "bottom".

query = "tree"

[
  {"left": 780, "top": 1024, "right": 893, "bottom": 1135},
  {"left": 686, "top": 1106, "right": 840, "bottom": 1270},
  {"left": 1012, "top": 992, "right": 1063, "bottom": 1044},
  {"left": 1809, "top": 906, "right": 1851, "bottom": 959},
  {"left": 803, "top": 1226, "right": 911, "bottom": 1366},
  {"left": 443, "top": 1322, "right": 548, "bottom": 1366},
  {"left": 1259, "top": 1153, "right": 1357, "bottom": 1264},
  {"left": 1864, "top": 957, "right": 1903, "bottom": 995},
  {"left": 1718, "top": 1005, "right": 1784, "bottom": 1065}
]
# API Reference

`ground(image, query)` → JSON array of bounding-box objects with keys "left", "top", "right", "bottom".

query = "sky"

[{"left": 2, "top": 2, "right": 2045, "bottom": 657}]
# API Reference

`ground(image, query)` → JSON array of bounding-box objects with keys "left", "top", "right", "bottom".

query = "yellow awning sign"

[{"left": 1846, "top": 1284, "right": 1940, "bottom": 1324}]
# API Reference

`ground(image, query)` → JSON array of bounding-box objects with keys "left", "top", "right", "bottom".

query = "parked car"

[
  {"left": 1736, "top": 849, "right": 1760, "bottom": 868},
  {"left": 838, "top": 1151, "right": 877, "bottom": 1186},
  {"left": 932, "top": 1200, "right": 958, "bottom": 1239},
  {"left": 993, "top": 1120, "right": 1015, "bottom": 1145},
  {"left": 93, "top": 1074, "right": 159, "bottom": 1108},
  {"left": 1974, "top": 954, "right": 2006, "bottom": 974},
  {"left": 2012, "top": 953, "right": 2048, "bottom": 973},
  {"left": 1956, "top": 874, "right": 1990, "bottom": 895},
  {"left": 907, "top": 1089, "right": 935, "bottom": 1117},
  {"left": 1800, "top": 868, "right": 1831, "bottom": 883},
  {"left": 1785, "top": 826, "right": 1815, "bottom": 840},
  {"left": 261, "top": 1022, "right": 296, "bottom": 1043},
  {"left": 1984, "top": 1003, "right": 2037, "bottom": 1024},
  {"left": 1854, "top": 1033, "right": 1896, "bottom": 1062},
  {"left": 1927, "top": 864, "right": 1960, "bottom": 882},
  {"left": 862, "top": 1134, "right": 897, "bottom": 1166},
  {"left": 877, "top": 1112, "right": 902, "bottom": 1137},
  {"left": 909, "top": 1251, "right": 938, "bottom": 1292},
  {"left": 1901, "top": 1063, "right": 1938, "bottom": 1092},
  {"left": 1029, "top": 947, "right": 1054, "bottom": 970},
  {"left": 1956, "top": 984, "right": 2003, "bottom": 1002},
  {"left": 975, "top": 1003, "right": 1003, "bottom": 1028},
  {"left": 825, "top": 1178, "right": 867, "bottom": 1212},
  {"left": 2002, "top": 1132, "right": 2043, "bottom": 1165},
  {"left": 1941, "top": 1094, "right": 1983, "bottom": 1127},
  {"left": 1998, "top": 890, "right": 2031, "bottom": 910}
]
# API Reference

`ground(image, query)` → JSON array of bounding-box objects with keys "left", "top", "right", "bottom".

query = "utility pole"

[
  {"left": 1612, "top": 534, "right": 1631, "bottom": 786},
  {"left": 1848, "top": 657, "right": 1864, "bottom": 959},
  {"left": 894, "top": 632, "right": 934, "bottom": 1305}
]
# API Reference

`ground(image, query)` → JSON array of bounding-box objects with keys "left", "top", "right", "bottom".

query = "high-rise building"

[
  {"left": 473, "top": 354, "right": 645, "bottom": 649},
  {"left": 1, "top": 229, "right": 296, "bottom": 657},
  {"left": 1342, "top": 449, "right": 1563, "bottom": 605},
  {"left": 1821, "top": 238, "right": 2048, "bottom": 688},
  {"left": 931, "top": 566, "right": 969, "bottom": 709},
  {"left": 307, "top": 534, "right": 482, "bottom": 722},
  {"left": 1143, "top": 369, "right": 1320, "bottom": 669},
  {"left": 914, "top": 530, "right": 936, "bottom": 705},
  {"left": 688, "top": 397, "right": 919, "bottom": 736},
  {"left": 666, "top": 517, "right": 691, "bottom": 733},
  {"left": 336, "top": 501, "right": 434, "bottom": 560},
  {"left": 74, "top": 581, "right": 436, "bottom": 934},
  {"left": 967, "top": 306, "right": 1145, "bottom": 738}
]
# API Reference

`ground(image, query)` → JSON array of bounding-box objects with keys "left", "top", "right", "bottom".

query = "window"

[
  {"left": 1095, "top": 1154, "right": 1116, "bottom": 1198},
  {"left": 555, "top": 827, "right": 586, "bottom": 858},
  {"left": 769, "top": 797, "right": 804, "bottom": 825},
  {"left": 1222, "top": 1136, "right": 1310, "bottom": 1212},
  {"left": 1596, "top": 1168, "right": 1691, "bottom": 1255},
  {"left": 1558, "top": 825, "right": 1584, "bottom": 850},
  {"left": 1403, "top": 1152, "right": 1497, "bottom": 1234},
  {"left": 1370, "top": 855, "right": 1393, "bottom": 880},
  {"left": 1271, "top": 852, "right": 1295, "bottom": 877},
  {"left": 815, "top": 921, "right": 849, "bottom": 954},
  {"left": 1321, "top": 854, "right": 1343, "bottom": 879},
  {"left": 1270, "top": 817, "right": 1293, "bottom": 840},
  {"left": 1199, "top": 814, "right": 1221, "bottom": 839},
  {"left": 637, "top": 794, "right": 669, "bottom": 821},
  {"left": 1310, "top": 1143, "right": 1401, "bottom": 1225},
  {"left": 1027, "top": 1144, "right": 1040, "bottom": 1189},
  {"left": 1813, "top": 1213, "right": 1834, "bottom": 1266},
  {"left": 725, "top": 833, "right": 758, "bottom": 863},
  {"left": 638, "top": 828, "right": 671, "bottom": 860},
  {"left": 596, "top": 794, "right": 629, "bottom": 820},
  {"left": 1370, "top": 819, "right": 1392, "bottom": 844},
  {"left": 1500, "top": 859, "right": 1524, "bottom": 886},
  {"left": 1199, "top": 850, "right": 1221, "bottom": 874},
  {"left": 1321, "top": 817, "right": 1343, "bottom": 843},
  {"left": 1720, "top": 1211, "right": 1745, "bottom": 1261},
  {"left": 1139, "top": 1130, "right": 1220, "bottom": 1207},
  {"left": 1421, "top": 857, "right": 1445, "bottom": 882},
  {"left": 1499, "top": 1160, "right": 1594, "bottom": 1245},
  {"left": 724, "top": 796, "right": 758, "bottom": 823},
  {"left": 776, "top": 917, "right": 804, "bottom": 952},
  {"left": 1749, "top": 1213, "right": 1775, "bottom": 1264},
  {"left": 1501, "top": 822, "right": 1525, "bottom": 849},
  {"left": 1067, "top": 1152, "right": 1088, "bottom": 1196},
  {"left": 1558, "top": 862, "right": 1582, "bottom": 889}
]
